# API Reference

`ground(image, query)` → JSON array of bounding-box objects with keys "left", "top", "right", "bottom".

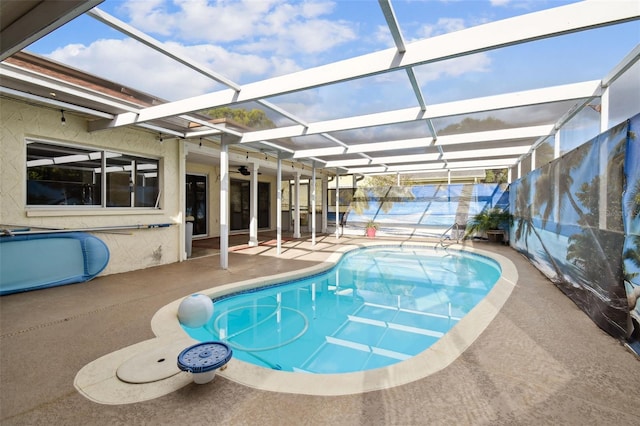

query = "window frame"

[{"left": 25, "top": 138, "right": 162, "bottom": 211}]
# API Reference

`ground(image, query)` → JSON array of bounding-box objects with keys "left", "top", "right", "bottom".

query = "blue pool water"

[{"left": 181, "top": 246, "right": 501, "bottom": 374}]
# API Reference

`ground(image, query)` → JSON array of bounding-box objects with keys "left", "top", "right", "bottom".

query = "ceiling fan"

[{"left": 232, "top": 165, "right": 260, "bottom": 176}]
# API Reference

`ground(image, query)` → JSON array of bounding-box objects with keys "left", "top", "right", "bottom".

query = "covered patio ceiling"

[{"left": 1, "top": 0, "right": 639, "bottom": 178}]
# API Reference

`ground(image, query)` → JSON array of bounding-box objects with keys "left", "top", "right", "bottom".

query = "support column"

[
  {"left": 531, "top": 149, "right": 536, "bottom": 171},
  {"left": 276, "top": 156, "right": 282, "bottom": 255},
  {"left": 179, "top": 140, "right": 187, "bottom": 261},
  {"left": 553, "top": 131, "right": 561, "bottom": 225},
  {"left": 311, "top": 164, "right": 317, "bottom": 245},
  {"left": 294, "top": 171, "right": 301, "bottom": 238},
  {"left": 554, "top": 162, "right": 560, "bottom": 225},
  {"left": 598, "top": 87, "right": 610, "bottom": 229},
  {"left": 220, "top": 141, "right": 229, "bottom": 270},
  {"left": 249, "top": 163, "right": 259, "bottom": 247},
  {"left": 335, "top": 169, "right": 340, "bottom": 239},
  {"left": 600, "top": 87, "right": 610, "bottom": 133},
  {"left": 322, "top": 175, "right": 328, "bottom": 233}
]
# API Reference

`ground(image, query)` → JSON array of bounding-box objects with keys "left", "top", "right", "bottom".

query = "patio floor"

[{"left": 1, "top": 234, "right": 638, "bottom": 425}]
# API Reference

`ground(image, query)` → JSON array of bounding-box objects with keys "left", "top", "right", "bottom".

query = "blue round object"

[{"left": 177, "top": 342, "right": 232, "bottom": 373}]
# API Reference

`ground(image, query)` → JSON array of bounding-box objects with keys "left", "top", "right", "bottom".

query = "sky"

[{"left": 26, "top": 0, "right": 640, "bottom": 129}]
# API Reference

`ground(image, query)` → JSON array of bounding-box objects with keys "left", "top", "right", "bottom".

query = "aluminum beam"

[
  {"left": 127, "top": 1, "right": 637, "bottom": 124},
  {"left": 378, "top": 0, "right": 406, "bottom": 53},
  {"left": 331, "top": 145, "right": 527, "bottom": 169},
  {"left": 87, "top": 7, "right": 311, "bottom": 131},
  {"left": 347, "top": 157, "right": 518, "bottom": 174},
  {"left": 241, "top": 82, "right": 597, "bottom": 144},
  {"left": 294, "top": 125, "right": 553, "bottom": 159},
  {"left": 601, "top": 43, "right": 640, "bottom": 88}
]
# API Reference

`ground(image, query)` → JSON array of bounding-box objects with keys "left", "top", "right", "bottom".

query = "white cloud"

[
  {"left": 373, "top": 24, "right": 395, "bottom": 48},
  {"left": 415, "top": 53, "right": 492, "bottom": 82},
  {"left": 45, "top": 38, "right": 286, "bottom": 100},
  {"left": 300, "top": 1, "right": 335, "bottom": 19},
  {"left": 267, "top": 56, "right": 302, "bottom": 78},
  {"left": 489, "top": 0, "right": 553, "bottom": 12},
  {"left": 43, "top": 1, "right": 494, "bottom": 118},
  {"left": 416, "top": 17, "right": 467, "bottom": 39},
  {"left": 271, "top": 19, "right": 356, "bottom": 54},
  {"left": 41, "top": 0, "right": 358, "bottom": 102},
  {"left": 119, "top": 0, "right": 177, "bottom": 37},
  {"left": 179, "top": 42, "right": 274, "bottom": 80},
  {"left": 117, "top": 0, "right": 356, "bottom": 56},
  {"left": 172, "top": 0, "right": 279, "bottom": 43}
]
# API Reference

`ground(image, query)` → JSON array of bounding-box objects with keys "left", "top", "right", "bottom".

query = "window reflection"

[{"left": 26, "top": 141, "right": 159, "bottom": 208}]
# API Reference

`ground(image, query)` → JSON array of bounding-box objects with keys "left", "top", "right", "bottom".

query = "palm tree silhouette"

[
  {"left": 623, "top": 175, "right": 640, "bottom": 313},
  {"left": 513, "top": 168, "right": 566, "bottom": 282},
  {"left": 560, "top": 124, "right": 628, "bottom": 293},
  {"left": 561, "top": 123, "right": 629, "bottom": 336},
  {"left": 513, "top": 120, "right": 630, "bottom": 336}
]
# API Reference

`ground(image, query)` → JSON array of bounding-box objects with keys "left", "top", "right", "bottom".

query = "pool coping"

[{"left": 74, "top": 241, "right": 517, "bottom": 403}]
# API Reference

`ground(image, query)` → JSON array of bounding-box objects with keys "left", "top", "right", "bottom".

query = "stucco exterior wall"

[{"left": 0, "top": 98, "right": 182, "bottom": 275}]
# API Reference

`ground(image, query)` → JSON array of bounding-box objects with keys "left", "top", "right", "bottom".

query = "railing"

[{"left": 437, "top": 222, "right": 463, "bottom": 249}]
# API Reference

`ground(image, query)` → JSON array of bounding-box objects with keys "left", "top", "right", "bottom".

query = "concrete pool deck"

[{"left": 1, "top": 234, "right": 639, "bottom": 425}]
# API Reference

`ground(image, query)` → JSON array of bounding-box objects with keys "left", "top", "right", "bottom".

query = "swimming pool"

[{"left": 180, "top": 245, "right": 501, "bottom": 374}]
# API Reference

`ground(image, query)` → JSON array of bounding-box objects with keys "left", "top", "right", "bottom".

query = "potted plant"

[
  {"left": 365, "top": 220, "right": 379, "bottom": 238},
  {"left": 465, "top": 208, "right": 512, "bottom": 242}
]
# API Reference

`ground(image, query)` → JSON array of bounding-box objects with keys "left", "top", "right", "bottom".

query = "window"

[{"left": 26, "top": 141, "right": 159, "bottom": 208}]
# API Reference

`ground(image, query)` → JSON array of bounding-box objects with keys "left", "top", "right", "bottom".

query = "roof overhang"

[{"left": 0, "top": 0, "right": 104, "bottom": 62}]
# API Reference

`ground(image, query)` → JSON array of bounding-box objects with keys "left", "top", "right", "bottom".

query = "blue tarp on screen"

[
  {"left": 510, "top": 114, "right": 639, "bottom": 339},
  {"left": 622, "top": 114, "right": 640, "bottom": 341},
  {"left": 346, "top": 183, "right": 508, "bottom": 236}
]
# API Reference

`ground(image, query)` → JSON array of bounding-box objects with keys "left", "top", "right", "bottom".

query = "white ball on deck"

[{"left": 178, "top": 294, "right": 214, "bottom": 328}]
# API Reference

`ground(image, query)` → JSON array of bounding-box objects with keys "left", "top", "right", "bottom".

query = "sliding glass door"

[
  {"left": 186, "top": 174, "right": 208, "bottom": 236},
  {"left": 230, "top": 179, "right": 270, "bottom": 231}
]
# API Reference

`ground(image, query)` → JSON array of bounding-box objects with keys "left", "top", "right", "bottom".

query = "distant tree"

[
  {"left": 438, "top": 117, "right": 516, "bottom": 135},
  {"left": 204, "top": 107, "right": 275, "bottom": 130},
  {"left": 361, "top": 175, "right": 398, "bottom": 187},
  {"left": 361, "top": 173, "right": 443, "bottom": 187},
  {"left": 483, "top": 168, "right": 508, "bottom": 183}
]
